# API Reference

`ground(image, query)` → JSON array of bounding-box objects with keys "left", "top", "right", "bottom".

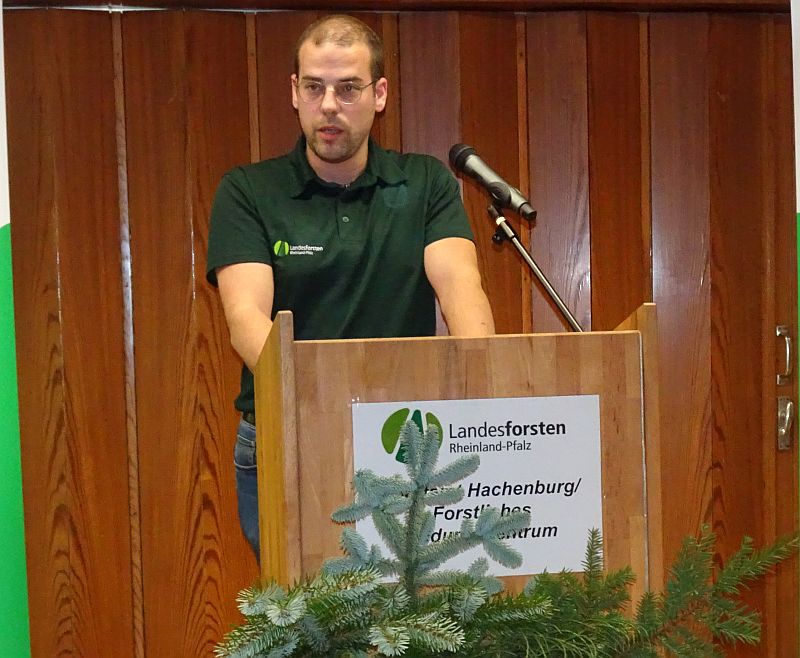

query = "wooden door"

[
  {"left": 649, "top": 13, "right": 798, "bottom": 657},
  {"left": 526, "top": 10, "right": 799, "bottom": 655}
]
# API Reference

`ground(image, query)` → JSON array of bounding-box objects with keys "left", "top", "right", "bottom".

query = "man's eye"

[
  {"left": 304, "top": 82, "right": 323, "bottom": 93},
  {"left": 339, "top": 83, "right": 356, "bottom": 93}
]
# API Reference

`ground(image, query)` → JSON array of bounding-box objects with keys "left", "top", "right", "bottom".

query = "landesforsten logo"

[
  {"left": 273, "top": 240, "right": 289, "bottom": 257},
  {"left": 381, "top": 408, "right": 443, "bottom": 463}
]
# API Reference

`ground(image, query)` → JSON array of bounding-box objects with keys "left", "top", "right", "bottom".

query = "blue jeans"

[{"left": 234, "top": 418, "right": 260, "bottom": 560}]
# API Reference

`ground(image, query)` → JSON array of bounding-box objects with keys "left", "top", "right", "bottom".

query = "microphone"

[{"left": 449, "top": 144, "right": 537, "bottom": 221}]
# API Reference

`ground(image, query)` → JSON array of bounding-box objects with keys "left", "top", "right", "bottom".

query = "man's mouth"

[{"left": 319, "top": 126, "right": 343, "bottom": 137}]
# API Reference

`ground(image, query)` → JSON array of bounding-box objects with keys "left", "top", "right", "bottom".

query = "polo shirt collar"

[{"left": 288, "top": 136, "right": 407, "bottom": 198}]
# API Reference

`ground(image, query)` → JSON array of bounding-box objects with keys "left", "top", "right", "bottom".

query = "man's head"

[
  {"left": 291, "top": 15, "right": 388, "bottom": 182},
  {"left": 294, "top": 14, "right": 384, "bottom": 82}
]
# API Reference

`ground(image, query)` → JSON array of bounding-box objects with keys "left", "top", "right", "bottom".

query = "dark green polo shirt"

[{"left": 207, "top": 137, "right": 473, "bottom": 413}]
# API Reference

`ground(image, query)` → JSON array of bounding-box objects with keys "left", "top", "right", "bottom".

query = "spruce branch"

[{"left": 217, "top": 421, "right": 798, "bottom": 658}]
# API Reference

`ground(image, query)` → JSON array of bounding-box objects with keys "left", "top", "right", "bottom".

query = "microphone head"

[{"left": 448, "top": 143, "right": 476, "bottom": 171}]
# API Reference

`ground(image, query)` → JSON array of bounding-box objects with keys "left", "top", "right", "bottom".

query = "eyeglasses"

[{"left": 294, "top": 79, "right": 377, "bottom": 105}]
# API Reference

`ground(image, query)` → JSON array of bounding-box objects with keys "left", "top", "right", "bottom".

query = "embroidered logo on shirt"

[
  {"left": 288, "top": 244, "right": 324, "bottom": 256},
  {"left": 273, "top": 240, "right": 324, "bottom": 257},
  {"left": 273, "top": 240, "right": 290, "bottom": 257}
]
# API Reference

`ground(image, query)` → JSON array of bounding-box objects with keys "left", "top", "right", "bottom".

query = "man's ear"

[
  {"left": 374, "top": 77, "right": 388, "bottom": 112},
  {"left": 291, "top": 74, "right": 299, "bottom": 110}
]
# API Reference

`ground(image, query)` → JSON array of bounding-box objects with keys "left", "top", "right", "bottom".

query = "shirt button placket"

[{"left": 336, "top": 194, "right": 355, "bottom": 239}]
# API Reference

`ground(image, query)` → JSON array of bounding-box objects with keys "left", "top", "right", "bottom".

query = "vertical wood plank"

[
  {"left": 399, "top": 12, "right": 460, "bottom": 166},
  {"left": 587, "top": 12, "right": 650, "bottom": 330},
  {"left": 526, "top": 12, "right": 591, "bottom": 332},
  {"left": 6, "top": 14, "right": 67, "bottom": 654},
  {"left": 459, "top": 12, "right": 525, "bottom": 334},
  {"left": 638, "top": 15, "right": 652, "bottom": 300},
  {"left": 708, "top": 15, "right": 771, "bottom": 656},
  {"left": 757, "top": 16, "right": 779, "bottom": 656},
  {"left": 247, "top": 14, "right": 261, "bottom": 164},
  {"left": 6, "top": 9, "right": 134, "bottom": 658},
  {"left": 649, "top": 11, "right": 712, "bottom": 572},
  {"left": 516, "top": 15, "right": 533, "bottom": 333},
  {"left": 370, "top": 12, "right": 402, "bottom": 150},
  {"left": 123, "top": 11, "right": 254, "bottom": 656},
  {"left": 769, "top": 15, "right": 799, "bottom": 658},
  {"left": 112, "top": 12, "right": 145, "bottom": 658}
]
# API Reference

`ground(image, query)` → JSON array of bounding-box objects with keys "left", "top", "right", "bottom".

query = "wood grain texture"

[
  {"left": 709, "top": 15, "right": 771, "bottom": 657},
  {"left": 458, "top": 12, "right": 526, "bottom": 334},
  {"left": 286, "top": 331, "right": 648, "bottom": 591},
  {"left": 112, "top": 12, "right": 145, "bottom": 658},
  {"left": 650, "top": 13, "right": 798, "bottom": 653},
  {"left": 247, "top": 14, "right": 261, "bottom": 164},
  {"left": 5, "top": 10, "right": 135, "bottom": 658},
  {"left": 515, "top": 15, "right": 534, "bottom": 333},
  {"left": 255, "top": 312, "right": 302, "bottom": 584},
  {"left": 587, "top": 12, "right": 651, "bottom": 330},
  {"left": 367, "top": 12, "right": 402, "bottom": 151},
  {"left": 122, "top": 11, "right": 255, "bottom": 656},
  {"left": 399, "top": 12, "right": 460, "bottom": 173},
  {"left": 649, "top": 11, "right": 713, "bottom": 572},
  {"left": 755, "top": 16, "right": 778, "bottom": 656},
  {"left": 769, "top": 15, "right": 799, "bottom": 658},
  {"left": 615, "top": 303, "right": 664, "bottom": 590},
  {"left": 526, "top": 12, "right": 591, "bottom": 332}
]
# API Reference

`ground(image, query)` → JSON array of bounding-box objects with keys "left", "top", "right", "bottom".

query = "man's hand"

[
  {"left": 216, "top": 262, "right": 274, "bottom": 370},
  {"left": 424, "top": 237, "right": 495, "bottom": 336}
]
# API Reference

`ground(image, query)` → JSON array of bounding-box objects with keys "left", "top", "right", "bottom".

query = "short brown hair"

[{"left": 294, "top": 14, "right": 384, "bottom": 81}]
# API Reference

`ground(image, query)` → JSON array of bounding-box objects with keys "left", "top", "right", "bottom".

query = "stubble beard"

[{"left": 306, "top": 125, "right": 369, "bottom": 165}]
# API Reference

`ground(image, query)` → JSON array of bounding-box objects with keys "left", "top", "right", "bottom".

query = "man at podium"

[{"left": 206, "top": 14, "right": 494, "bottom": 557}]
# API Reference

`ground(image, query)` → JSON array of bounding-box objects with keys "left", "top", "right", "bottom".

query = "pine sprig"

[{"left": 216, "top": 421, "right": 798, "bottom": 658}]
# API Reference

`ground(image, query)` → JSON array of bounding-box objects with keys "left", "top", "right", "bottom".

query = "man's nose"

[{"left": 319, "top": 86, "right": 340, "bottom": 113}]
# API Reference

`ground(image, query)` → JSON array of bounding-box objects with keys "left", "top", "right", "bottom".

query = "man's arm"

[
  {"left": 216, "top": 262, "right": 274, "bottom": 370},
  {"left": 424, "top": 237, "right": 495, "bottom": 336}
]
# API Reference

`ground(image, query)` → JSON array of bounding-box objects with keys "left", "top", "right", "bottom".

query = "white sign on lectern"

[{"left": 351, "top": 395, "right": 602, "bottom": 577}]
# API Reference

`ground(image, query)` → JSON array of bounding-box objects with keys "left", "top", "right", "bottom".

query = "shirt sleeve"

[
  {"left": 423, "top": 157, "right": 475, "bottom": 246},
  {"left": 206, "top": 167, "right": 273, "bottom": 287}
]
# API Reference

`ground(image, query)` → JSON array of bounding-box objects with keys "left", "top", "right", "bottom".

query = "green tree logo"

[
  {"left": 273, "top": 240, "right": 290, "bottom": 257},
  {"left": 381, "top": 408, "right": 443, "bottom": 463}
]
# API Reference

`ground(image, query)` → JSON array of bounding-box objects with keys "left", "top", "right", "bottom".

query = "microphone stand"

[{"left": 486, "top": 188, "right": 583, "bottom": 333}]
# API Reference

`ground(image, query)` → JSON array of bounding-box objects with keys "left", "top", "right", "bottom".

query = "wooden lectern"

[{"left": 254, "top": 304, "right": 663, "bottom": 598}]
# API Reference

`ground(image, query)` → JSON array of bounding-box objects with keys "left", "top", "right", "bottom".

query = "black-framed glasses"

[{"left": 294, "top": 79, "right": 377, "bottom": 105}]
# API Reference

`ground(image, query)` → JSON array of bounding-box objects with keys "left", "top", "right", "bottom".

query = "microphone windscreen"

[{"left": 448, "top": 143, "right": 476, "bottom": 171}]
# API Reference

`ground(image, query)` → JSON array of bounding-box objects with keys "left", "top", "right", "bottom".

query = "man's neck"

[{"left": 306, "top": 146, "right": 368, "bottom": 187}]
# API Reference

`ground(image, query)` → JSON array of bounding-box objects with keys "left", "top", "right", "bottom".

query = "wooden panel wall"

[
  {"left": 5, "top": 7, "right": 797, "bottom": 658},
  {"left": 122, "top": 11, "right": 255, "bottom": 657},
  {"left": 5, "top": 11, "right": 134, "bottom": 658},
  {"left": 527, "top": 12, "right": 591, "bottom": 332},
  {"left": 707, "top": 18, "right": 771, "bottom": 657},
  {"left": 459, "top": 13, "right": 530, "bottom": 333},
  {"left": 650, "top": 12, "right": 798, "bottom": 658},
  {"left": 587, "top": 13, "right": 652, "bottom": 331}
]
